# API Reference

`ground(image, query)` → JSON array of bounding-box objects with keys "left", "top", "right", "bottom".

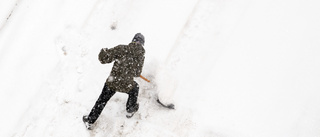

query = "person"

[{"left": 83, "top": 33, "right": 145, "bottom": 130}]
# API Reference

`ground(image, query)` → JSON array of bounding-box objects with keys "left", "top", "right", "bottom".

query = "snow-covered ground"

[{"left": 1, "top": 0, "right": 320, "bottom": 136}]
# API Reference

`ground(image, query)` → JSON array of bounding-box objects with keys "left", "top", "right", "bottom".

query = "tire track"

[
  {"left": 0, "top": 0, "right": 21, "bottom": 32},
  {"left": 164, "top": 0, "right": 201, "bottom": 64}
]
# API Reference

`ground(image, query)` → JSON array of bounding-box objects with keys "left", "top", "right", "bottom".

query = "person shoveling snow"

[{"left": 83, "top": 33, "right": 145, "bottom": 130}]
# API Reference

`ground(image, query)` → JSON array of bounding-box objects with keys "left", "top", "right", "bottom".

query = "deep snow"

[{"left": 1, "top": 0, "right": 320, "bottom": 137}]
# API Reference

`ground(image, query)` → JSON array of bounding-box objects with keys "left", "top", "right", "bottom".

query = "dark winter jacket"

[{"left": 98, "top": 42, "right": 145, "bottom": 93}]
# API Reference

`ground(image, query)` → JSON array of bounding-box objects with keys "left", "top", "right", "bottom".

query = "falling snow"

[{"left": 1, "top": 0, "right": 320, "bottom": 137}]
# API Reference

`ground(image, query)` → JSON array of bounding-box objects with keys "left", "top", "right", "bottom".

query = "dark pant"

[{"left": 87, "top": 82, "right": 139, "bottom": 124}]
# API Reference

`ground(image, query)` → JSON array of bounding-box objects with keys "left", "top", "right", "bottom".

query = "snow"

[{"left": 1, "top": 0, "right": 320, "bottom": 136}]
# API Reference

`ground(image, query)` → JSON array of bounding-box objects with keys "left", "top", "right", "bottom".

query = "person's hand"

[{"left": 98, "top": 48, "right": 108, "bottom": 64}]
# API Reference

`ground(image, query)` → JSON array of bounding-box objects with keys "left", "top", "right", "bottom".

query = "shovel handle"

[{"left": 140, "top": 75, "right": 150, "bottom": 82}]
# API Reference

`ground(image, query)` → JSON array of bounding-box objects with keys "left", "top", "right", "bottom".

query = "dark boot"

[
  {"left": 84, "top": 83, "right": 115, "bottom": 129},
  {"left": 126, "top": 82, "right": 139, "bottom": 113},
  {"left": 83, "top": 115, "right": 93, "bottom": 130}
]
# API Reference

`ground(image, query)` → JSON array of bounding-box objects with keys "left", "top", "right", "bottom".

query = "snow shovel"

[{"left": 140, "top": 75, "right": 175, "bottom": 109}]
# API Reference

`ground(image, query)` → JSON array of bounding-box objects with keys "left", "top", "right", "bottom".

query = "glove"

[{"left": 98, "top": 48, "right": 108, "bottom": 64}]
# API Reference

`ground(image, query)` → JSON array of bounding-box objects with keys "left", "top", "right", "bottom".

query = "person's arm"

[
  {"left": 134, "top": 48, "right": 145, "bottom": 77},
  {"left": 98, "top": 45, "right": 124, "bottom": 64}
]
